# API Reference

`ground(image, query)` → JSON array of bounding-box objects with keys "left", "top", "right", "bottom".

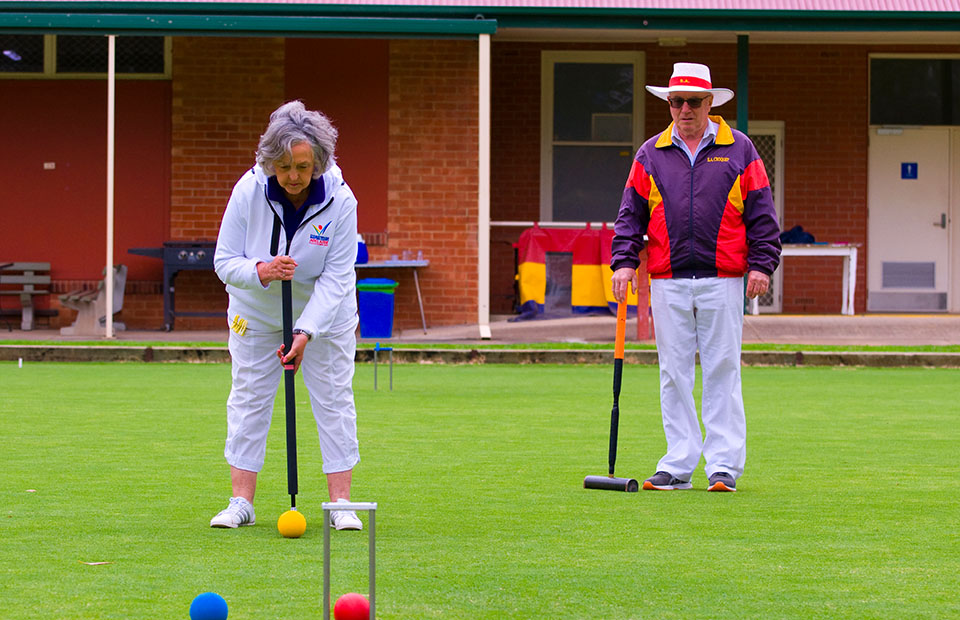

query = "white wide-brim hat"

[{"left": 645, "top": 62, "right": 734, "bottom": 107}]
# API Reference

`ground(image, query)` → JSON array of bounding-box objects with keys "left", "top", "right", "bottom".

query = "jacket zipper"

[
  {"left": 287, "top": 198, "right": 335, "bottom": 254},
  {"left": 265, "top": 185, "right": 337, "bottom": 254},
  {"left": 688, "top": 151, "right": 696, "bottom": 278}
]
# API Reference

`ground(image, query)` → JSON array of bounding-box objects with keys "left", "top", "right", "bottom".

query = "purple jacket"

[{"left": 612, "top": 115, "right": 781, "bottom": 279}]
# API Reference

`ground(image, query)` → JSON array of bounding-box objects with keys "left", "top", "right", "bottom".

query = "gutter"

[
  {"left": 0, "top": 7, "right": 497, "bottom": 36},
  {"left": 4, "top": 2, "right": 960, "bottom": 35}
]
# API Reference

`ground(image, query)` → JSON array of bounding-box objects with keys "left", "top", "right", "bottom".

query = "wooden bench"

[
  {"left": 59, "top": 264, "right": 128, "bottom": 336},
  {"left": 0, "top": 262, "right": 58, "bottom": 331}
]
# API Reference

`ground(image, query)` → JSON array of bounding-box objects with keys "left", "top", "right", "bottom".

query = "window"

[
  {"left": 541, "top": 51, "right": 644, "bottom": 222},
  {"left": 870, "top": 56, "right": 960, "bottom": 126},
  {"left": 0, "top": 34, "right": 169, "bottom": 78}
]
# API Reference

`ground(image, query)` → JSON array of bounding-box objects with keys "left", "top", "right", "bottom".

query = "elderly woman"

[{"left": 210, "top": 101, "right": 362, "bottom": 531}]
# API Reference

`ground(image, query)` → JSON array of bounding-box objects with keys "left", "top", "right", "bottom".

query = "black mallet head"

[{"left": 583, "top": 475, "right": 639, "bottom": 492}]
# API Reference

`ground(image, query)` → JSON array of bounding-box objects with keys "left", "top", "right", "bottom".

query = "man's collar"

[
  {"left": 656, "top": 115, "right": 733, "bottom": 148},
  {"left": 670, "top": 118, "right": 718, "bottom": 145}
]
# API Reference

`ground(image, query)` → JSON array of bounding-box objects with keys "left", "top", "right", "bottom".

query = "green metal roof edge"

[
  {"left": 0, "top": 12, "right": 498, "bottom": 36},
  {"left": 499, "top": 11, "right": 960, "bottom": 32},
  {"left": 3, "top": 2, "right": 960, "bottom": 33},
  {"left": 3, "top": 1, "right": 960, "bottom": 19}
]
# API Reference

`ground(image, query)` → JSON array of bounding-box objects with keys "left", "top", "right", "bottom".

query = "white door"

[
  {"left": 953, "top": 130, "right": 960, "bottom": 312},
  {"left": 868, "top": 127, "right": 952, "bottom": 311}
]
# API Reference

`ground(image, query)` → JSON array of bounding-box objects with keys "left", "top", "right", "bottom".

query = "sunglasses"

[{"left": 668, "top": 96, "right": 710, "bottom": 109}]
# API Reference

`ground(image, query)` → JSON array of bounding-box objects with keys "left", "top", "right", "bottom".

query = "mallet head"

[{"left": 583, "top": 475, "right": 639, "bottom": 492}]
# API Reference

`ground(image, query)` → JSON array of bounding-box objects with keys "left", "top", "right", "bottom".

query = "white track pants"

[
  {"left": 651, "top": 277, "right": 746, "bottom": 482},
  {"left": 225, "top": 324, "right": 360, "bottom": 474}
]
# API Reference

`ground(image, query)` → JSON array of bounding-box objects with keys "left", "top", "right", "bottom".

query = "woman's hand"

[
  {"left": 257, "top": 255, "right": 298, "bottom": 285},
  {"left": 277, "top": 333, "right": 309, "bottom": 373}
]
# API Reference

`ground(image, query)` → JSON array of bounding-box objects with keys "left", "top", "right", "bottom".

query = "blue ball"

[{"left": 190, "top": 592, "right": 228, "bottom": 620}]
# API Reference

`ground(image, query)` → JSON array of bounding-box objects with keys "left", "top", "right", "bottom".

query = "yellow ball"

[{"left": 277, "top": 509, "right": 307, "bottom": 538}]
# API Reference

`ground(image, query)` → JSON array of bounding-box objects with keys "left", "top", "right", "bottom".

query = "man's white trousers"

[
  {"left": 225, "top": 325, "right": 360, "bottom": 474},
  {"left": 651, "top": 277, "right": 746, "bottom": 482}
]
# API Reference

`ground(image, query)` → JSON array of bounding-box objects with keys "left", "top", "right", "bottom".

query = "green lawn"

[{"left": 2, "top": 362, "right": 958, "bottom": 619}]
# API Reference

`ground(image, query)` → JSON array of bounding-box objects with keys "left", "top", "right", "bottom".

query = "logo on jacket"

[
  {"left": 707, "top": 156, "right": 730, "bottom": 163},
  {"left": 309, "top": 221, "right": 332, "bottom": 246}
]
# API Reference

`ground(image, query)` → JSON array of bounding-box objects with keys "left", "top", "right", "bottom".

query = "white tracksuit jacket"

[{"left": 214, "top": 164, "right": 358, "bottom": 337}]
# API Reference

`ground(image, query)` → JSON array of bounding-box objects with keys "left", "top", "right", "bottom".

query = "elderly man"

[{"left": 611, "top": 62, "right": 781, "bottom": 492}]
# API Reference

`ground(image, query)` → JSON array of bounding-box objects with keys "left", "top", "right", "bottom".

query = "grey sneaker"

[
  {"left": 330, "top": 498, "right": 362, "bottom": 531},
  {"left": 642, "top": 471, "right": 692, "bottom": 490},
  {"left": 707, "top": 472, "right": 737, "bottom": 492},
  {"left": 210, "top": 497, "right": 256, "bottom": 528}
]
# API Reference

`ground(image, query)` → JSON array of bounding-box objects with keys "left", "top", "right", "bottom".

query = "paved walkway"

[
  {"left": 390, "top": 313, "right": 960, "bottom": 346},
  {"left": 2, "top": 313, "right": 959, "bottom": 346}
]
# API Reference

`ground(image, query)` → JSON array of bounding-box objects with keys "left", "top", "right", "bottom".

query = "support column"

[
  {"left": 105, "top": 34, "right": 116, "bottom": 339},
  {"left": 478, "top": 33, "right": 492, "bottom": 339},
  {"left": 736, "top": 34, "right": 749, "bottom": 137}
]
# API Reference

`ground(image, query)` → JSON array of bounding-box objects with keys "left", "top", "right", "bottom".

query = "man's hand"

[
  {"left": 257, "top": 255, "right": 298, "bottom": 286},
  {"left": 276, "top": 333, "right": 309, "bottom": 373},
  {"left": 745, "top": 270, "right": 770, "bottom": 299},
  {"left": 611, "top": 267, "right": 639, "bottom": 304}
]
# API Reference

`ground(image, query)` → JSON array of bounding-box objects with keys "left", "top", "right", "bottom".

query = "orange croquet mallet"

[{"left": 583, "top": 301, "right": 639, "bottom": 492}]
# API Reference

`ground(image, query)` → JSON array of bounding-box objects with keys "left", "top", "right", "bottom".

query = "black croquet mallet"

[
  {"left": 584, "top": 300, "right": 639, "bottom": 492},
  {"left": 281, "top": 278, "right": 299, "bottom": 509}
]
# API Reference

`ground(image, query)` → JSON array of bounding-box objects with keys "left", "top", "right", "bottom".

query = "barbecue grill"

[{"left": 128, "top": 241, "right": 220, "bottom": 331}]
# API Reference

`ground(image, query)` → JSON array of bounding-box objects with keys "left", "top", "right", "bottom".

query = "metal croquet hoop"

[
  {"left": 373, "top": 343, "right": 393, "bottom": 391},
  {"left": 323, "top": 501, "right": 377, "bottom": 620}
]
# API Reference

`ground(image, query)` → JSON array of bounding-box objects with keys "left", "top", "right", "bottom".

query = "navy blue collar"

[
  {"left": 266, "top": 175, "right": 326, "bottom": 210},
  {"left": 267, "top": 176, "right": 326, "bottom": 242}
]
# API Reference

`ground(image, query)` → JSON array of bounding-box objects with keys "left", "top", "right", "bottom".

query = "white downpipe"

[
  {"left": 477, "top": 33, "right": 492, "bottom": 339},
  {"left": 105, "top": 34, "right": 116, "bottom": 339}
]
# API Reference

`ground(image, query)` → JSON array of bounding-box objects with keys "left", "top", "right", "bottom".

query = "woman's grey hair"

[{"left": 256, "top": 101, "right": 338, "bottom": 178}]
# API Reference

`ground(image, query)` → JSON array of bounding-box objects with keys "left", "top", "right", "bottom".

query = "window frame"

[
  {"left": 0, "top": 34, "right": 171, "bottom": 79},
  {"left": 729, "top": 120, "right": 785, "bottom": 314},
  {"left": 868, "top": 52, "right": 960, "bottom": 127},
  {"left": 540, "top": 50, "right": 645, "bottom": 222}
]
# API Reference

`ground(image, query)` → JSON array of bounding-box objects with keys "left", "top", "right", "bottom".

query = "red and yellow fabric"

[{"left": 516, "top": 224, "right": 642, "bottom": 316}]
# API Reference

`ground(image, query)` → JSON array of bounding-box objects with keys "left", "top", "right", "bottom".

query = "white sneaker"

[
  {"left": 330, "top": 498, "right": 362, "bottom": 531},
  {"left": 210, "top": 497, "right": 256, "bottom": 528}
]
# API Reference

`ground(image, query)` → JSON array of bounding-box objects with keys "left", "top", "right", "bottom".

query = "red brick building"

[{"left": 2, "top": 1, "right": 960, "bottom": 335}]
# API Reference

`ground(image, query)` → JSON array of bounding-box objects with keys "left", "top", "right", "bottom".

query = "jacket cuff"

[
  {"left": 611, "top": 259, "right": 640, "bottom": 272},
  {"left": 747, "top": 264, "right": 774, "bottom": 277},
  {"left": 250, "top": 261, "right": 270, "bottom": 289}
]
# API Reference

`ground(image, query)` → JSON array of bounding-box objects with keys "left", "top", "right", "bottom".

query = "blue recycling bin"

[{"left": 357, "top": 278, "right": 399, "bottom": 338}]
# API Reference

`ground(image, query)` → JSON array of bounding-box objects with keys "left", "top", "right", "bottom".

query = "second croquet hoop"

[{"left": 323, "top": 501, "right": 377, "bottom": 620}]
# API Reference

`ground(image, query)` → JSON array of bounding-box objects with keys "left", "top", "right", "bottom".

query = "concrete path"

[{"left": 384, "top": 313, "right": 960, "bottom": 347}]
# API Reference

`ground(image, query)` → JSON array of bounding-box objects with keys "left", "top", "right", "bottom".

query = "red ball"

[{"left": 333, "top": 592, "right": 369, "bottom": 620}]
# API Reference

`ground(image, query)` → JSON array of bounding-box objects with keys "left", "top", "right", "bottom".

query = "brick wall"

[
  {"left": 386, "top": 39, "right": 479, "bottom": 329},
  {"left": 162, "top": 36, "right": 286, "bottom": 329}
]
